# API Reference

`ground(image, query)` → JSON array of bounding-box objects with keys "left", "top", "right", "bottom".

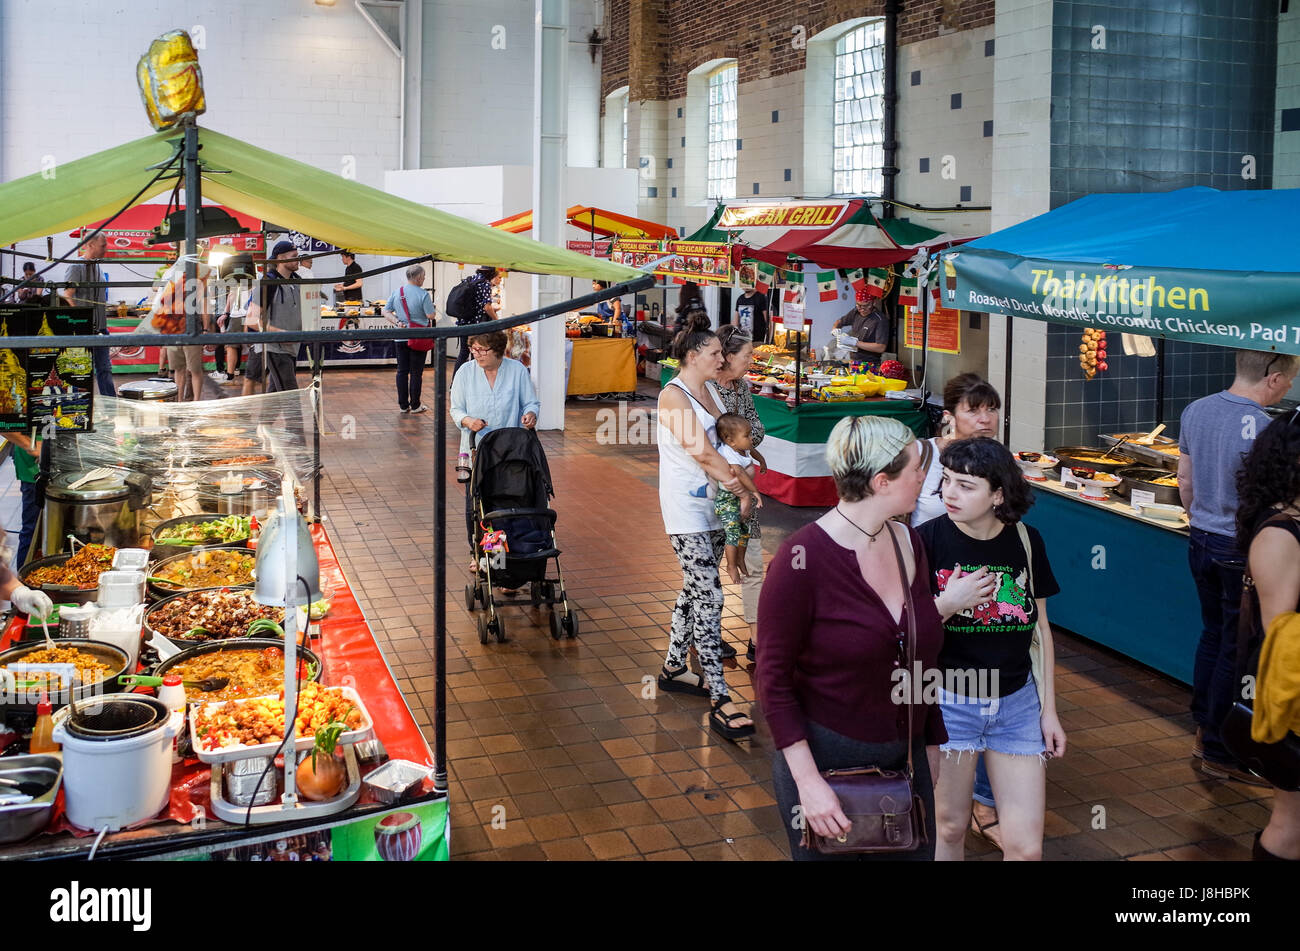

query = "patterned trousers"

[{"left": 665, "top": 530, "right": 728, "bottom": 703}]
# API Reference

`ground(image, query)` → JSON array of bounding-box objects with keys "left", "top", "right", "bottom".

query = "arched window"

[
  {"left": 603, "top": 87, "right": 630, "bottom": 169},
  {"left": 832, "top": 21, "right": 885, "bottom": 195},
  {"left": 706, "top": 63, "right": 738, "bottom": 200}
]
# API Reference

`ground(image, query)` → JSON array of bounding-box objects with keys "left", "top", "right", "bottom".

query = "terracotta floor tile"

[
  {"left": 584, "top": 830, "right": 637, "bottom": 859},
  {"left": 649, "top": 795, "right": 701, "bottom": 822},
  {"left": 626, "top": 824, "right": 680, "bottom": 853},
  {"left": 541, "top": 838, "right": 596, "bottom": 861},
  {"left": 528, "top": 813, "right": 579, "bottom": 842}
]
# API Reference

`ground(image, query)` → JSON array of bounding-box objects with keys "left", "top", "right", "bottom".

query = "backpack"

[{"left": 444, "top": 276, "right": 479, "bottom": 323}]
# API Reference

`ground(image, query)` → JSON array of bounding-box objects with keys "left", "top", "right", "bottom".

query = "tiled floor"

[{"left": 279, "top": 366, "right": 1269, "bottom": 860}]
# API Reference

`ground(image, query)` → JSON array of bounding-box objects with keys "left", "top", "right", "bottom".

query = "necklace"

[{"left": 836, "top": 506, "right": 887, "bottom": 542}]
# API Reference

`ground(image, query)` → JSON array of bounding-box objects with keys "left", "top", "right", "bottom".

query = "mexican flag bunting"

[
  {"left": 899, "top": 267, "right": 940, "bottom": 309},
  {"left": 754, "top": 262, "right": 776, "bottom": 294},
  {"left": 782, "top": 270, "right": 805, "bottom": 305},
  {"left": 864, "top": 266, "right": 893, "bottom": 299},
  {"left": 816, "top": 271, "right": 839, "bottom": 302},
  {"left": 842, "top": 268, "right": 866, "bottom": 293}
]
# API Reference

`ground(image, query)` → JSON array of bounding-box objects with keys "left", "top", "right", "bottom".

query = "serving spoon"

[{"left": 118, "top": 673, "right": 230, "bottom": 692}]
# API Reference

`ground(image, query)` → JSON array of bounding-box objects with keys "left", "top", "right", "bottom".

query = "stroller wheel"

[
  {"left": 562, "top": 609, "right": 579, "bottom": 639},
  {"left": 464, "top": 583, "right": 478, "bottom": 612},
  {"left": 549, "top": 610, "right": 562, "bottom": 641},
  {"left": 492, "top": 615, "right": 508, "bottom": 643},
  {"left": 530, "top": 581, "right": 544, "bottom": 604},
  {"left": 543, "top": 581, "right": 558, "bottom": 603},
  {"left": 476, "top": 581, "right": 489, "bottom": 605},
  {"left": 476, "top": 614, "right": 490, "bottom": 645}
]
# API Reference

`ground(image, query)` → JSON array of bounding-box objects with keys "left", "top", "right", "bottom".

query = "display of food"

[
  {"left": 206, "top": 437, "right": 259, "bottom": 450},
  {"left": 154, "top": 515, "right": 252, "bottom": 546},
  {"left": 1149, "top": 475, "right": 1178, "bottom": 487},
  {"left": 1, "top": 646, "right": 109, "bottom": 685},
  {"left": 211, "top": 455, "right": 272, "bottom": 467},
  {"left": 150, "top": 549, "right": 256, "bottom": 591},
  {"left": 195, "top": 426, "right": 249, "bottom": 438},
  {"left": 168, "top": 647, "right": 309, "bottom": 702},
  {"left": 1071, "top": 468, "right": 1119, "bottom": 484},
  {"left": 193, "top": 682, "right": 364, "bottom": 750},
  {"left": 148, "top": 589, "right": 284, "bottom": 642},
  {"left": 23, "top": 544, "right": 116, "bottom": 589}
]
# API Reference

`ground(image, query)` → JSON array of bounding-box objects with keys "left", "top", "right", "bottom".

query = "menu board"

[
  {"left": 0, "top": 306, "right": 94, "bottom": 433},
  {"left": 903, "top": 303, "right": 961, "bottom": 355},
  {"left": 612, "top": 239, "right": 732, "bottom": 285}
]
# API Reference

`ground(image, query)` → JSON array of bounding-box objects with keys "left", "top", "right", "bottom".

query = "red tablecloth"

[{"left": 0, "top": 524, "right": 434, "bottom": 842}]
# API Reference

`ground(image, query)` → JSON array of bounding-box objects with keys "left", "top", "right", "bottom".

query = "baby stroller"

[{"left": 464, "top": 427, "right": 578, "bottom": 643}]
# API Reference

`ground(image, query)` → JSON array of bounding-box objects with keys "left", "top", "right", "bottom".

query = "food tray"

[
  {"left": 191, "top": 684, "right": 374, "bottom": 763},
  {"left": 208, "top": 744, "right": 361, "bottom": 824}
]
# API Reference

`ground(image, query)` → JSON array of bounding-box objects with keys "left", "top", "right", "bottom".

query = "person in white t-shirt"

[{"left": 911, "top": 373, "right": 1002, "bottom": 529}]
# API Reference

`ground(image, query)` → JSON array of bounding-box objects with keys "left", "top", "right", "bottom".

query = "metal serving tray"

[
  {"left": 1100, "top": 433, "right": 1179, "bottom": 472},
  {"left": 191, "top": 684, "right": 374, "bottom": 764}
]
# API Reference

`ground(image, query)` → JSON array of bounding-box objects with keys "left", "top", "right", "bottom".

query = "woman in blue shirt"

[
  {"left": 451, "top": 331, "right": 541, "bottom": 545},
  {"left": 384, "top": 264, "right": 437, "bottom": 413}
]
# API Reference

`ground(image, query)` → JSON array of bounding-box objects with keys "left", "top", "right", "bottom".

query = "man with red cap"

[{"left": 832, "top": 285, "right": 889, "bottom": 355}]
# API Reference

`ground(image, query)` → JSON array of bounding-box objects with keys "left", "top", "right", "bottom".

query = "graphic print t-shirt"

[{"left": 916, "top": 516, "right": 1059, "bottom": 697}]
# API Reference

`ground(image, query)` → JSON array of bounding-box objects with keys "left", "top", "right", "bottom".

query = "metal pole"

[
  {"left": 881, "top": 0, "right": 901, "bottom": 219},
  {"left": 1003, "top": 315, "right": 1014, "bottom": 448},
  {"left": 183, "top": 121, "right": 200, "bottom": 337},
  {"left": 919, "top": 277, "right": 931, "bottom": 388},
  {"left": 312, "top": 343, "right": 323, "bottom": 521},
  {"left": 431, "top": 336, "right": 448, "bottom": 793},
  {"left": 794, "top": 330, "right": 803, "bottom": 408}
]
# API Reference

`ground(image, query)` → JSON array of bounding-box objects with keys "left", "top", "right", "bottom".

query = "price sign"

[
  {"left": 1130, "top": 488, "right": 1157, "bottom": 508},
  {"left": 1060, "top": 469, "right": 1082, "bottom": 491}
]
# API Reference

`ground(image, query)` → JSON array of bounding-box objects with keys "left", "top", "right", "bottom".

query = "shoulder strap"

[
  {"left": 399, "top": 286, "right": 411, "bottom": 321},
  {"left": 887, "top": 525, "right": 917, "bottom": 779},
  {"left": 1015, "top": 521, "right": 1035, "bottom": 599}
]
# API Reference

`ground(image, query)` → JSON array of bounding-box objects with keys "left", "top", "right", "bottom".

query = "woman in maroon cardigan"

[{"left": 756, "top": 416, "right": 996, "bottom": 860}]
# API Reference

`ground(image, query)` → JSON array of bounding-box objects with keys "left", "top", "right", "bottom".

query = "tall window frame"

[
  {"left": 621, "top": 95, "right": 628, "bottom": 170},
  {"left": 706, "top": 64, "right": 738, "bottom": 201},
  {"left": 832, "top": 21, "right": 885, "bottom": 196}
]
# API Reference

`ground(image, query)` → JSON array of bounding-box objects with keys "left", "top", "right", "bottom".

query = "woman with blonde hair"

[{"left": 757, "top": 416, "right": 996, "bottom": 860}]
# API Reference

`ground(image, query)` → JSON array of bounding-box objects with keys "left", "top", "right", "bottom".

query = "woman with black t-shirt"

[{"left": 916, "top": 437, "right": 1067, "bottom": 861}]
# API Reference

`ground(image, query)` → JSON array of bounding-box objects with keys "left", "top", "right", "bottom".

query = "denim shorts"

[{"left": 939, "top": 679, "right": 1045, "bottom": 757}]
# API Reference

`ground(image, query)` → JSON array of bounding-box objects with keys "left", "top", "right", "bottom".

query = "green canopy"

[{"left": 0, "top": 127, "right": 640, "bottom": 282}]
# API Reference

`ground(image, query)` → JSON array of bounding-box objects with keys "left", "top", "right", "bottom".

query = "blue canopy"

[{"left": 947, "top": 187, "right": 1300, "bottom": 354}]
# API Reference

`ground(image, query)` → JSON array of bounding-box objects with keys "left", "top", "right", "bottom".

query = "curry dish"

[
  {"left": 24, "top": 544, "right": 116, "bottom": 589},
  {"left": 2, "top": 646, "right": 110, "bottom": 685},
  {"left": 168, "top": 647, "right": 306, "bottom": 702},
  {"left": 152, "top": 550, "right": 255, "bottom": 590}
]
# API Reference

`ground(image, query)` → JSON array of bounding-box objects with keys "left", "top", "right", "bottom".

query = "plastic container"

[
  {"left": 28, "top": 694, "right": 60, "bottom": 754},
  {"left": 112, "top": 549, "right": 151, "bottom": 572},
  {"left": 89, "top": 604, "right": 146, "bottom": 672},
  {"left": 158, "top": 675, "right": 186, "bottom": 763},
  {"left": 96, "top": 570, "right": 146, "bottom": 608}
]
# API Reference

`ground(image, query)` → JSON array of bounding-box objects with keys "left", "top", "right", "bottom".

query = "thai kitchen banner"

[
  {"left": 0, "top": 305, "right": 94, "bottom": 433},
  {"left": 612, "top": 239, "right": 732, "bottom": 284},
  {"left": 947, "top": 249, "right": 1300, "bottom": 355}
]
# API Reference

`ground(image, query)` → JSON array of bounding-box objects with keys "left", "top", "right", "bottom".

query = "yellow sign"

[{"left": 717, "top": 203, "right": 846, "bottom": 230}]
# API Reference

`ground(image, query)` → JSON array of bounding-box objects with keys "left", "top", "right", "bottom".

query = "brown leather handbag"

[{"left": 801, "top": 526, "right": 928, "bottom": 854}]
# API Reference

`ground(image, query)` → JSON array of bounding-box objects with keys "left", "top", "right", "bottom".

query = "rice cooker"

[
  {"left": 50, "top": 695, "right": 181, "bottom": 832},
  {"left": 41, "top": 467, "right": 152, "bottom": 554}
]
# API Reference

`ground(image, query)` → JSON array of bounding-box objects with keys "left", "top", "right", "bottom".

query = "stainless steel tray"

[
  {"left": 208, "top": 744, "right": 361, "bottom": 824},
  {"left": 1100, "top": 433, "right": 1179, "bottom": 472}
]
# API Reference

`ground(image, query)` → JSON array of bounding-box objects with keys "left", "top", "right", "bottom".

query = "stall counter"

[
  {"left": 0, "top": 523, "right": 448, "bottom": 861},
  {"left": 1028, "top": 480, "right": 1198, "bottom": 684},
  {"left": 568, "top": 337, "right": 637, "bottom": 396}
]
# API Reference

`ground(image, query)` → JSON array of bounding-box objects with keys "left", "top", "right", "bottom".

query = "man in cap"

[
  {"left": 244, "top": 239, "right": 303, "bottom": 393},
  {"left": 832, "top": 285, "right": 889, "bottom": 356}
]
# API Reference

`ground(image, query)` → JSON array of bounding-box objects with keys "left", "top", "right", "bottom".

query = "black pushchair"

[{"left": 464, "top": 427, "right": 578, "bottom": 643}]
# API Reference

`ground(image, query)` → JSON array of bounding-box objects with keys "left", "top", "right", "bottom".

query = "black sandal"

[
  {"left": 746, "top": 640, "right": 756, "bottom": 662},
  {"left": 709, "top": 696, "right": 756, "bottom": 741},
  {"left": 657, "top": 665, "right": 709, "bottom": 697},
  {"left": 720, "top": 640, "right": 737, "bottom": 660}
]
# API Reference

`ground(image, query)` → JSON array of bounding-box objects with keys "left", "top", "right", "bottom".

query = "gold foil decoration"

[{"left": 136, "top": 31, "right": 206, "bottom": 131}]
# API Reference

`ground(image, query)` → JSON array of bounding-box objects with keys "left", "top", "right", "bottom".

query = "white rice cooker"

[{"left": 51, "top": 695, "right": 181, "bottom": 832}]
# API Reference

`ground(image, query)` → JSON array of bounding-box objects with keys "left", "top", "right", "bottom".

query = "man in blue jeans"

[
  {"left": 1179, "top": 348, "right": 1297, "bottom": 785},
  {"left": 60, "top": 232, "right": 116, "bottom": 396}
]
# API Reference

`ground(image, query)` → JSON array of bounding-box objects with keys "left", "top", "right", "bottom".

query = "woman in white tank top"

[{"left": 656, "top": 325, "right": 755, "bottom": 741}]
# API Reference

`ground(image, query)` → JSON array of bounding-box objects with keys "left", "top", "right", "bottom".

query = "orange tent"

[{"left": 490, "top": 205, "right": 676, "bottom": 240}]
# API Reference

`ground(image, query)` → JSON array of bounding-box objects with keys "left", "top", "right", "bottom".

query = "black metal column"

[
  {"left": 1003, "top": 316, "right": 1014, "bottom": 448},
  {"left": 312, "top": 343, "right": 323, "bottom": 521},
  {"left": 1155, "top": 337, "right": 1167, "bottom": 427},
  {"left": 431, "top": 336, "right": 448, "bottom": 793}
]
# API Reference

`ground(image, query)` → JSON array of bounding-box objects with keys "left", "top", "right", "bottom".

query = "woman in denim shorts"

[{"left": 916, "top": 438, "right": 1068, "bottom": 860}]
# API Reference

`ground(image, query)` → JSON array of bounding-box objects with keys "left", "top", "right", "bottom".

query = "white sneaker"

[
  {"left": 399, "top": 407, "right": 410, "bottom": 414},
  {"left": 208, "top": 370, "right": 228, "bottom": 381},
  {"left": 410, "top": 405, "right": 428, "bottom": 414}
]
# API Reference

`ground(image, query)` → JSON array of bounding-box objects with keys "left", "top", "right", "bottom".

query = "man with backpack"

[{"left": 447, "top": 265, "right": 501, "bottom": 372}]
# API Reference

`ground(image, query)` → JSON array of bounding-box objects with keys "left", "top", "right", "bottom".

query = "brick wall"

[{"left": 602, "top": 0, "right": 995, "bottom": 105}]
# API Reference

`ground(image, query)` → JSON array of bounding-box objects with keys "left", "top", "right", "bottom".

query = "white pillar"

[
  {"left": 402, "top": 0, "right": 423, "bottom": 170},
  {"left": 532, "top": 0, "right": 569, "bottom": 431}
]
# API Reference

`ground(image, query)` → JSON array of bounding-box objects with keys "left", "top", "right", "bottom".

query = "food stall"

[
  {"left": 0, "top": 393, "right": 448, "bottom": 860},
  {"left": 946, "top": 187, "right": 1300, "bottom": 682}
]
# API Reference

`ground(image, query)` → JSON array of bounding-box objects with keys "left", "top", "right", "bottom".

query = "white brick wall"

[
  {"left": 989, "top": 0, "right": 1054, "bottom": 451},
  {"left": 0, "top": 0, "right": 401, "bottom": 189}
]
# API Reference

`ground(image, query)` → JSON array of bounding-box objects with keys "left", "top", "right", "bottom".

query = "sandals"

[
  {"left": 746, "top": 640, "right": 756, "bottom": 662},
  {"left": 657, "top": 665, "right": 709, "bottom": 697},
  {"left": 969, "top": 809, "right": 1003, "bottom": 851},
  {"left": 720, "top": 640, "right": 737, "bottom": 660},
  {"left": 709, "top": 696, "right": 756, "bottom": 742}
]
